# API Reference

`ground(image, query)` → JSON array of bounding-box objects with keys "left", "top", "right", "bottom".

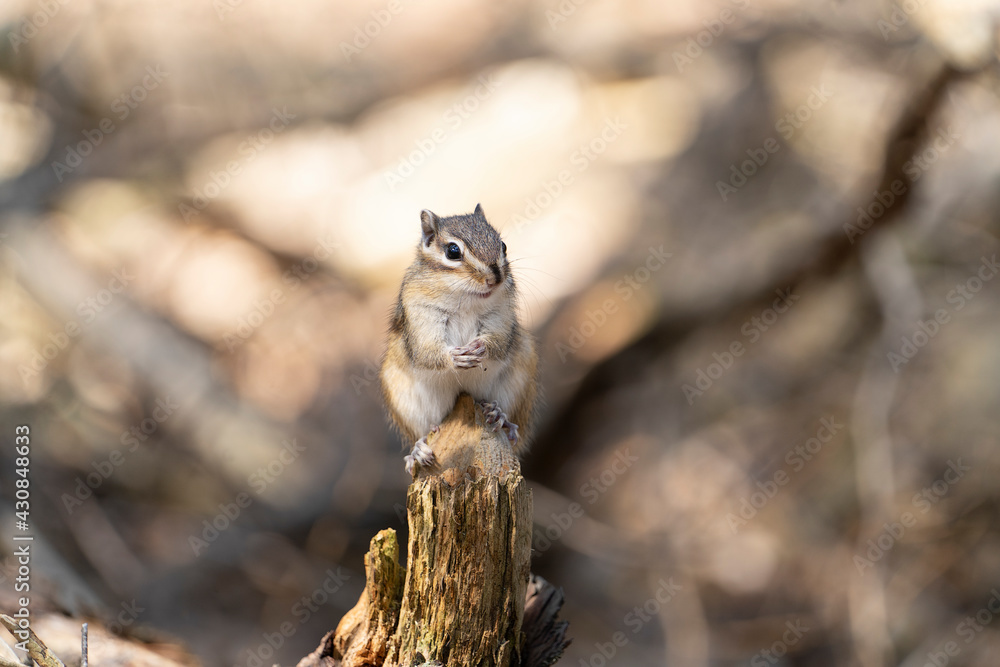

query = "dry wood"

[
  {"left": 0, "top": 613, "right": 65, "bottom": 667},
  {"left": 298, "top": 393, "right": 567, "bottom": 667}
]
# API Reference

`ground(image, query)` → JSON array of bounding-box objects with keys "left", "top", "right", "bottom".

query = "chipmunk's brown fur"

[{"left": 380, "top": 204, "right": 538, "bottom": 473}]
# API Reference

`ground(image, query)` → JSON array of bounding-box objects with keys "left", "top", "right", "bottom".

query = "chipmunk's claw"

[
  {"left": 479, "top": 400, "right": 519, "bottom": 446},
  {"left": 405, "top": 427, "right": 440, "bottom": 475},
  {"left": 481, "top": 400, "right": 506, "bottom": 429},
  {"left": 450, "top": 339, "right": 487, "bottom": 369}
]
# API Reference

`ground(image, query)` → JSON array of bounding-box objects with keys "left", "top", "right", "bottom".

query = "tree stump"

[{"left": 297, "top": 393, "right": 568, "bottom": 667}]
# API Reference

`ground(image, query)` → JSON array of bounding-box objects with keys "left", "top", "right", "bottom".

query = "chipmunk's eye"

[
  {"left": 501, "top": 242, "right": 507, "bottom": 255},
  {"left": 445, "top": 243, "right": 462, "bottom": 260}
]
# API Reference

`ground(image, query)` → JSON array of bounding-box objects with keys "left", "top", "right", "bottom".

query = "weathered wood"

[
  {"left": 296, "top": 530, "right": 406, "bottom": 667},
  {"left": 333, "top": 530, "right": 405, "bottom": 666},
  {"left": 0, "top": 614, "right": 66, "bottom": 667},
  {"left": 521, "top": 577, "right": 571, "bottom": 667},
  {"left": 411, "top": 393, "right": 521, "bottom": 484},
  {"left": 299, "top": 393, "right": 565, "bottom": 667},
  {"left": 386, "top": 471, "right": 531, "bottom": 666}
]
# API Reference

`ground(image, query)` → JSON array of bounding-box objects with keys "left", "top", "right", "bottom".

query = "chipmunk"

[{"left": 380, "top": 204, "right": 538, "bottom": 474}]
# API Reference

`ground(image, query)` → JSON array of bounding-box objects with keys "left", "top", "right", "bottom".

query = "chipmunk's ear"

[
  {"left": 420, "top": 210, "right": 440, "bottom": 247},
  {"left": 474, "top": 203, "right": 485, "bottom": 218}
]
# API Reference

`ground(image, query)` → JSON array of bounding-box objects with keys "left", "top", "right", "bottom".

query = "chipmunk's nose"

[{"left": 489, "top": 263, "right": 502, "bottom": 286}]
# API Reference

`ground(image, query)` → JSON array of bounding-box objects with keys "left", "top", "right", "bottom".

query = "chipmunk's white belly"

[
  {"left": 396, "top": 311, "right": 509, "bottom": 437},
  {"left": 444, "top": 308, "right": 479, "bottom": 349},
  {"left": 405, "top": 362, "right": 510, "bottom": 435},
  {"left": 443, "top": 309, "right": 512, "bottom": 396}
]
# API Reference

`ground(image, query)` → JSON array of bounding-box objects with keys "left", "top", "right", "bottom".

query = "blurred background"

[{"left": 1, "top": 0, "right": 1000, "bottom": 665}]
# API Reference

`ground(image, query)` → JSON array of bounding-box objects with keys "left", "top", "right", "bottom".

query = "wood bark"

[{"left": 297, "top": 393, "right": 567, "bottom": 667}]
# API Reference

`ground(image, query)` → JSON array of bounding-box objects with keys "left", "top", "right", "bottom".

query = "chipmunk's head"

[{"left": 418, "top": 204, "right": 511, "bottom": 299}]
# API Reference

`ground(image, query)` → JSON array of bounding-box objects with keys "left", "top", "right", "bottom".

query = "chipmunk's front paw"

[
  {"left": 450, "top": 338, "right": 487, "bottom": 369},
  {"left": 479, "top": 400, "right": 519, "bottom": 446},
  {"left": 404, "top": 427, "right": 439, "bottom": 475}
]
